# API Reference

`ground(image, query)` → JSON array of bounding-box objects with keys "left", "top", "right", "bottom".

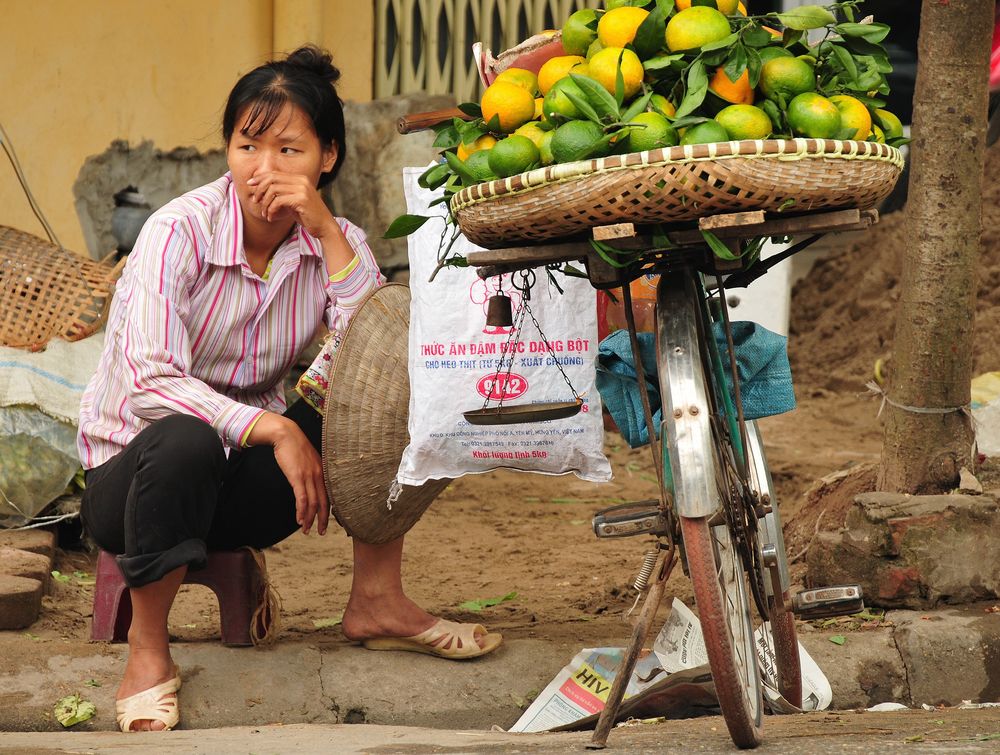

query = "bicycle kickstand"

[{"left": 587, "top": 542, "right": 678, "bottom": 749}]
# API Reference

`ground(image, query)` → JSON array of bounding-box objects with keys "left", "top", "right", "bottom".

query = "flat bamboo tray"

[{"left": 451, "top": 138, "right": 904, "bottom": 249}]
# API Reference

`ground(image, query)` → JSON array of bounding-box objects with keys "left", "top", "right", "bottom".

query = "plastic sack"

[
  {"left": 396, "top": 167, "right": 612, "bottom": 485},
  {"left": 0, "top": 406, "right": 79, "bottom": 527},
  {"left": 0, "top": 333, "right": 104, "bottom": 527}
]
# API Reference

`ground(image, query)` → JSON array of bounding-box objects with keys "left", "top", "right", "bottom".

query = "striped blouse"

[{"left": 77, "top": 173, "right": 384, "bottom": 469}]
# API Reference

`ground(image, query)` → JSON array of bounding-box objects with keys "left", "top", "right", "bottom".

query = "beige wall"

[{"left": 0, "top": 0, "right": 374, "bottom": 257}]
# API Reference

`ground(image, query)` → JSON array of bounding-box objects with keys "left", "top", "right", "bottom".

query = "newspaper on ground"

[{"left": 510, "top": 598, "right": 832, "bottom": 733}]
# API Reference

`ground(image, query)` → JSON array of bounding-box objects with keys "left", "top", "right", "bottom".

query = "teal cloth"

[{"left": 595, "top": 322, "right": 796, "bottom": 448}]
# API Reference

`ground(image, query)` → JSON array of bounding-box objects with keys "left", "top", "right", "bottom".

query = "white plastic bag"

[{"left": 396, "top": 167, "right": 611, "bottom": 485}]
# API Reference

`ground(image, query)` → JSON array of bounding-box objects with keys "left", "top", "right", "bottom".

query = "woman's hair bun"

[{"left": 285, "top": 45, "right": 341, "bottom": 84}]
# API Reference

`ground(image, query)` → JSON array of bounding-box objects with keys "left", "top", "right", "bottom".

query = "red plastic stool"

[{"left": 90, "top": 549, "right": 266, "bottom": 646}]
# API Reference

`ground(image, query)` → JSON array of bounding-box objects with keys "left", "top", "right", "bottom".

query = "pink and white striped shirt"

[{"left": 77, "top": 173, "right": 384, "bottom": 469}]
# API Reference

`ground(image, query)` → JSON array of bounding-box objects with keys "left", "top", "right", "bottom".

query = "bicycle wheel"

[
  {"left": 745, "top": 422, "right": 802, "bottom": 709},
  {"left": 656, "top": 273, "right": 763, "bottom": 748}
]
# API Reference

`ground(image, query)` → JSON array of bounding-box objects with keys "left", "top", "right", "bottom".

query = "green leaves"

[
  {"left": 674, "top": 60, "right": 708, "bottom": 119},
  {"left": 312, "top": 613, "right": 344, "bottom": 629},
  {"left": 444, "top": 150, "right": 479, "bottom": 185},
  {"left": 570, "top": 73, "right": 621, "bottom": 122},
  {"left": 700, "top": 229, "right": 742, "bottom": 261},
  {"left": 384, "top": 214, "right": 431, "bottom": 239},
  {"left": 459, "top": 591, "right": 518, "bottom": 613},
  {"left": 54, "top": 694, "right": 96, "bottom": 727},
  {"left": 633, "top": 2, "right": 668, "bottom": 61},
  {"left": 774, "top": 5, "right": 836, "bottom": 31},
  {"left": 834, "top": 22, "right": 890, "bottom": 44}
]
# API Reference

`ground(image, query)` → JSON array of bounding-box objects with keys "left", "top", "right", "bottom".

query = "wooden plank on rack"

[
  {"left": 670, "top": 208, "right": 877, "bottom": 245},
  {"left": 593, "top": 223, "right": 637, "bottom": 241},
  {"left": 466, "top": 240, "right": 591, "bottom": 268},
  {"left": 699, "top": 210, "right": 766, "bottom": 230}
]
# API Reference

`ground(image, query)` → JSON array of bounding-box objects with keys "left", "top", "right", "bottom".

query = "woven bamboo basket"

[
  {"left": 451, "top": 138, "right": 904, "bottom": 249},
  {"left": 0, "top": 226, "right": 125, "bottom": 352}
]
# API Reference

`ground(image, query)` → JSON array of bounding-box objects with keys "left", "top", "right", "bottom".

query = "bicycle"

[
  {"left": 400, "top": 106, "right": 874, "bottom": 753},
  {"left": 468, "top": 212, "right": 874, "bottom": 749}
]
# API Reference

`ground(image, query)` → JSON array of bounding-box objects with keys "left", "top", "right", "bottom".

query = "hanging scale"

[{"left": 464, "top": 269, "right": 584, "bottom": 425}]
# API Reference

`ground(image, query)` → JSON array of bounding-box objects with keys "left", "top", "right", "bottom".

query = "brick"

[
  {"left": 0, "top": 574, "right": 43, "bottom": 629},
  {"left": 809, "top": 493, "right": 1000, "bottom": 609},
  {"left": 0, "top": 529, "right": 56, "bottom": 559},
  {"left": 0, "top": 547, "right": 51, "bottom": 587}
]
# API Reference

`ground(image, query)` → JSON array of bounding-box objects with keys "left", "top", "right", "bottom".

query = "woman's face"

[{"left": 227, "top": 101, "right": 338, "bottom": 224}]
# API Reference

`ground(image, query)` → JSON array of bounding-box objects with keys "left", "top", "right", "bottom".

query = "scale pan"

[{"left": 463, "top": 399, "right": 583, "bottom": 425}]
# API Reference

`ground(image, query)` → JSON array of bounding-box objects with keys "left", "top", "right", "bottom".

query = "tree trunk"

[{"left": 877, "top": 0, "right": 994, "bottom": 494}]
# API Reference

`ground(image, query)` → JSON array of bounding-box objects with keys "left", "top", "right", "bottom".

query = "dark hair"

[{"left": 222, "top": 46, "right": 346, "bottom": 187}]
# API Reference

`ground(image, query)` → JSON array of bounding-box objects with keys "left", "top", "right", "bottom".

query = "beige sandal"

[
  {"left": 362, "top": 619, "right": 502, "bottom": 659},
  {"left": 115, "top": 671, "right": 181, "bottom": 732}
]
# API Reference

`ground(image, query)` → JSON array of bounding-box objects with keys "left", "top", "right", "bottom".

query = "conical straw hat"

[{"left": 322, "top": 283, "right": 450, "bottom": 544}]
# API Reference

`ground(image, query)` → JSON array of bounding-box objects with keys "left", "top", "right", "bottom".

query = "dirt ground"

[{"left": 32, "top": 143, "right": 1000, "bottom": 658}]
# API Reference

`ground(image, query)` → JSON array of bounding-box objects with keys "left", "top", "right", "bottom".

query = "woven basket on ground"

[
  {"left": 322, "top": 283, "right": 450, "bottom": 544},
  {"left": 0, "top": 226, "right": 125, "bottom": 351},
  {"left": 451, "top": 138, "right": 905, "bottom": 249}
]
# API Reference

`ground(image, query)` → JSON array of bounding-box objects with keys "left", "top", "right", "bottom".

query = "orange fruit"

[
  {"left": 513, "top": 121, "right": 549, "bottom": 149},
  {"left": 588, "top": 46, "right": 644, "bottom": 100},
  {"left": 493, "top": 68, "right": 539, "bottom": 96},
  {"left": 759, "top": 56, "right": 815, "bottom": 102},
  {"left": 874, "top": 108, "right": 904, "bottom": 139},
  {"left": 624, "top": 111, "right": 679, "bottom": 152},
  {"left": 666, "top": 7, "right": 732, "bottom": 53},
  {"left": 649, "top": 94, "right": 676, "bottom": 117},
  {"left": 829, "top": 94, "right": 872, "bottom": 140},
  {"left": 562, "top": 8, "right": 599, "bottom": 57},
  {"left": 709, "top": 66, "right": 754, "bottom": 105},
  {"left": 787, "top": 92, "right": 842, "bottom": 138},
  {"left": 675, "top": 0, "right": 740, "bottom": 12},
  {"left": 714, "top": 104, "right": 772, "bottom": 140},
  {"left": 537, "top": 55, "right": 587, "bottom": 95},
  {"left": 597, "top": 6, "right": 649, "bottom": 48},
  {"left": 481, "top": 81, "right": 537, "bottom": 133},
  {"left": 456, "top": 134, "right": 498, "bottom": 161}
]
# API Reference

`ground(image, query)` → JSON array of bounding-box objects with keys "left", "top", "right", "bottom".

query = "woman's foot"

[
  {"left": 343, "top": 537, "right": 496, "bottom": 654},
  {"left": 116, "top": 647, "right": 179, "bottom": 731},
  {"left": 341, "top": 593, "right": 495, "bottom": 653}
]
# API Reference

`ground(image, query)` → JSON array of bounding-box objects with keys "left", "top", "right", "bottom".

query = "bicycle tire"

[
  {"left": 681, "top": 516, "right": 763, "bottom": 747},
  {"left": 744, "top": 423, "right": 803, "bottom": 709},
  {"left": 656, "top": 274, "right": 763, "bottom": 748}
]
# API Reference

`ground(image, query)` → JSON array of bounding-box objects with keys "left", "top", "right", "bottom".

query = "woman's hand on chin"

[{"left": 247, "top": 171, "right": 338, "bottom": 239}]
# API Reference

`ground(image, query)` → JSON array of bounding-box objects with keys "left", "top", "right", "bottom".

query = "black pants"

[{"left": 81, "top": 401, "right": 320, "bottom": 587}]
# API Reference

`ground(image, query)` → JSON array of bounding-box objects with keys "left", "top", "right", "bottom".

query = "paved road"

[{"left": 2, "top": 708, "right": 999, "bottom": 754}]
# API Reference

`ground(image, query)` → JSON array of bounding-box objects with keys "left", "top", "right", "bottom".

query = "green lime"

[
  {"left": 550, "top": 120, "right": 608, "bottom": 164},
  {"left": 624, "top": 111, "right": 679, "bottom": 153},
  {"left": 679, "top": 120, "right": 731, "bottom": 145},
  {"left": 539, "top": 130, "right": 555, "bottom": 165},
  {"left": 562, "top": 9, "right": 599, "bottom": 57},
  {"left": 464, "top": 149, "right": 496, "bottom": 183},
  {"left": 487, "top": 134, "right": 540, "bottom": 177},
  {"left": 756, "top": 45, "right": 793, "bottom": 65},
  {"left": 542, "top": 76, "right": 587, "bottom": 125}
]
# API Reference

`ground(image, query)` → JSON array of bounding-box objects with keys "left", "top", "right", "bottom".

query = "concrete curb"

[{"left": 1, "top": 606, "right": 997, "bottom": 732}]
